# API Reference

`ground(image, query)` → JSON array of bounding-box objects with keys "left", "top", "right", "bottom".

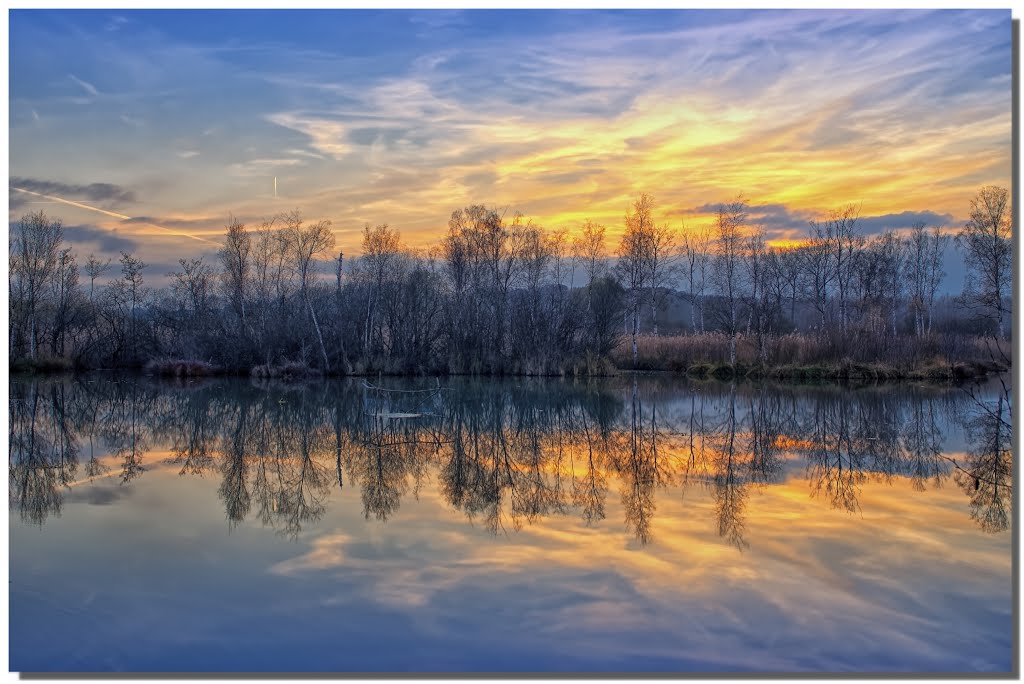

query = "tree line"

[{"left": 8, "top": 186, "right": 1011, "bottom": 375}]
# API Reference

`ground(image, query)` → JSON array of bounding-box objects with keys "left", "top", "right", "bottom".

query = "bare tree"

[
  {"left": 84, "top": 254, "right": 111, "bottom": 303},
  {"left": 219, "top": 216, "right": 251, "bottom": 328},
  {"left": 682, "top": 225, "right": 712, "bottom": 333},
  {"left": 10, "top": 211, "right": 64, "bottom": 360},
  {"left": 617, "top": 194, "right": 654, "bottom": 367},
  {"left": 925, "top": 225, "right": 949, "bottom": 334},
  {"left": 645, "top": 222, "right": 677, "bottom": 336},
  {"left": 907, "top": 221, "right": 929, "bottom": 337},
  {"left": 957, "top": 186, "right": 1011, "bottom": 338},
  {"left": 119, "top": 251, "right": 147, "bottom": 360},
  {"left": 830, "top": 206, "right": 861, "bottom": 335},
  {"left": 360, "top": 223, "right": 402, "bottom": 356},
  {"left": 281, "top": 210, "right": 335, "bottom": 370},
  {"left": 873, "top": 231, "right": 905, "bottom": 337},
  {"left": 803, "top": 220, "right": 835, "bottom": 334},
  {"left": 170, "top": 257, "right": 215, "bottom": 319},
  {"left": 712, "top": 198, "right": 748, "bottom": 365}
]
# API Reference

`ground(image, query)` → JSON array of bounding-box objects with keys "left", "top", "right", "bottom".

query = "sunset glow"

[{"left": 8, "top": 9, "right": 1011, "bottom": 276}]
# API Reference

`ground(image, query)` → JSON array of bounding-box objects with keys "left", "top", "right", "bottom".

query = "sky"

[{"left": 7, "top": 9, "right": 1013, "bottom": 283}]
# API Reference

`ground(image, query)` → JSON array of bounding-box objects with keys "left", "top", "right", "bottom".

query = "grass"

[
  {"left": 612, "top": 332, "right": 1010, "bottom": 382},
  {"left": 9, "top": 356, "right": 75, "bottom": 374}
]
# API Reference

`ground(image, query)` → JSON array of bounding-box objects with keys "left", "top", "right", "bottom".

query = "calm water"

[{"left": 9, "top": 374, "right": 1013, "bottom": 673}]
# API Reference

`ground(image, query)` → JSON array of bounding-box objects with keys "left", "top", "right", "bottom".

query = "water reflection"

[{"left": 9, "top": 374, "right": 1012, "bottom": 541}]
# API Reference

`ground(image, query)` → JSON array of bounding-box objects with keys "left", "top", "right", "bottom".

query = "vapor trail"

[
  {"left": 11, "top": 186, "right": 219, "bottom": 246},
  {"left": 13, "top": 186, "right": 131, "bottom": 219}
]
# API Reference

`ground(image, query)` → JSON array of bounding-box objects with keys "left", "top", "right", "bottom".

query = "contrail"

[
  {"left": 11, "top": 186, "right": 219, "bottom": 246},
  {"left": 13, "top": 186, "right": 130, "bottom": 219}
]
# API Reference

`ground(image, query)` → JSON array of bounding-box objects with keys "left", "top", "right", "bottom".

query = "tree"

[
  {"left": 219, "top": 216, "right": 251, "bottom": 328},
  {"left": 617, "top": 194, "right": 654, "bottom": 367},
  {"left": 829, "top": 206, "right": 861, "bottom": 335},
  {"left": 907, "top": 222, "right": 930, "bottom": 337},
  {"left": 925, "top": 225, "right": 949, "bottom": 334},
  {"left": 873, "top": 231, "right": 905, "bottom": 337},
  {"left": 712, "top": 198, "right": 748, "bottom": 365},
  {"left": 645, "top": 222, "right": 677, "bottom": 336},
  {"left": 281, "top": 210, "right": 335, "bottom": 370},
  {"left": 10, "top": 211, "right": 64, "bottom": 360},
  {"left": 119, "top": 251, "right": 147, "bottom": 361},
  {"left": 957, "top": 186, "right": 1011, "bottom": 338},
  {"left": 49, "top": 248, "right": 81, "bottom": 357},
  {"left": 573, "top": 220, "right": 606, "bottom": 290},
  {"left": 85, "top": 254, "right": 111, "bottom": 303},
  {"left": 682, "top": 226, "right": 712, "bottom": 333},
  {"left": 742, "top": 226, "right": 772, "bottom": 361},
  {"left": 360, "top": 223, "right": 401, "bottom": 357},
  {"left": 802, "top": 224, "right": 832, "bottom": 334}
]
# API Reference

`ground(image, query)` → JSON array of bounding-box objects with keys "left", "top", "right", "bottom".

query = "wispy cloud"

[
  {"left": 266, "top": 113, "right": 351, "bottom": 160},
  {"left": 68, "top": 73, "right": 98, "bottom": 97},
  {"left": 9, "top": 9, "right": 1011, "bottom": 261},
  {"left": 105, "top": 15, "right": 129, "bottom": 32},
  {"left": 11, "top": 177, "right": 136, "bottom": 204}
]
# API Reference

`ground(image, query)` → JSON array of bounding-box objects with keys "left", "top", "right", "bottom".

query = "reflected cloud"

[
  {"left": 9, "top": 375, "right": 1011, "bottom": 541},
  {"left": 8, "top": 374, "right": 1013, "bottom": 672}
]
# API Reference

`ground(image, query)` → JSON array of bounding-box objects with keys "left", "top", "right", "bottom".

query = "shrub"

[
  {"left": 250, "top": 361, "right": 322, "bottom": 380},
  {"left": 145, "top": 358, "right": 220, "bottom": 377}
]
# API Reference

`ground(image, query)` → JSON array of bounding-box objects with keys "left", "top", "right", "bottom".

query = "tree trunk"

[
  {"left": 307, "top": 294, "right": 330, "bottom": 373},
  {"left": 29, "top": 314, "right": 37, "bottom": 361},
  {"left": 631, "top": 304, "right": 639, "bottom": 369}
]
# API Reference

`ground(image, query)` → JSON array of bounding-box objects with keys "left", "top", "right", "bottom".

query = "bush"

[
  {"left": 250, "top": 361, "right": 322, "bottom": 380},
  {"left": 145, "top": 358, "right": 220, "bottom": 377}
]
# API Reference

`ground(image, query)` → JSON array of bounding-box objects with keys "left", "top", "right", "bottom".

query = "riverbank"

[
  {"left": 10, "top": 332, "right": 1011, "bottom": 383},
  {"left": 610, "top": 332, "right": 1011, "bottom": 381}
]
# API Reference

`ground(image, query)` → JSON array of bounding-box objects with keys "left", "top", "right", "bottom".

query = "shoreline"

[{"left": 9, "top": 358, "right": 1009, "bottom": 386}]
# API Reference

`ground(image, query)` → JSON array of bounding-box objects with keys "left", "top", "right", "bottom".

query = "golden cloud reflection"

[
  {"left": 10, "top": 375, "right": 1011, "bottom": 543},
  {"left": 9, "top": 374, "right": 1012, "bottom": 670}
]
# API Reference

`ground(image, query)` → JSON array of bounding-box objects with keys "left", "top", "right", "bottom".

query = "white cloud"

[
  {"left": 266, "top": 113, "right": 351, "bottom": 160},
  {"left": 69, "top": 73, "right": 99, "bottom": 97}
]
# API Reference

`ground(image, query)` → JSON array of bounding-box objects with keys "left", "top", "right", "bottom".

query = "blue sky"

[{"left": 8, "top": 9, "right": 1012, "bottom": 286}]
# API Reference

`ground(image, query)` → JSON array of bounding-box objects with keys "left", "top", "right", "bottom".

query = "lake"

[{"left": 8, "top": 374, "right": 1014, "bottom": 674}]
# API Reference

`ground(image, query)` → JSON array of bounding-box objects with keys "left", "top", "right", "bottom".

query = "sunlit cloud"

[
  {"left": 266, "top": 113, "right": 352, "bottom": 160},
  {"left": 9, "top": 9, "right": 1010, "bottom": 267}
]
